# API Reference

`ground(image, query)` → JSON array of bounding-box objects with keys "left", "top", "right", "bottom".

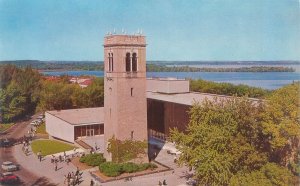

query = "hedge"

[
  {"left": 99, "top": 162, "right": 123, "bottom": 177},
  {"left": 79, "top": 153, "right": 106, "bottom": 167},
  {"left": 99, "top": 162, "right": 158, "bottom": 177}
]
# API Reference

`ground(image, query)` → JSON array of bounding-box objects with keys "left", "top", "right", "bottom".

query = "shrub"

[
  {"left": 98, "top": 162, "right": 158, "bottom": 177},
  {"left": 137, "top": 163, "right": 158, "bottom": 171},
  {"left": 79, "top": 153, "right": 106, "bottom": 166},
  {"left": 147, "top": 163, "right": 158, "bottom": 170},
  {"left": 99, "top": 162, "right": 123, "bottom": 177},
  {"left": 122, "top": 162, "right": 140, "bottom": 173}
]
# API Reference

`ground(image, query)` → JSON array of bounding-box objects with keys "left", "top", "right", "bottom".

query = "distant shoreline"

[
  {"left": 1, "top": 60, "right": 299, "bottom": 72},
  {"left": 39, "top": 66, "right": 295, "bottom": 73}
]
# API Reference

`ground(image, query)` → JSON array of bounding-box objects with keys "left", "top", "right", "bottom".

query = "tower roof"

[{"left": 104, "top": 34, "right": 146, "bottom": 47}]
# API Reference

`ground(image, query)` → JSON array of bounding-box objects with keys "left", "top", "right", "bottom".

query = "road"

[{"left": 0, "top": 116, "right": 56, "bottom": 186}]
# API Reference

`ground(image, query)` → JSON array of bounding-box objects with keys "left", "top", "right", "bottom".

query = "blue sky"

[{"left": 0, "top": 0, "right": 299, "bottom": 61}]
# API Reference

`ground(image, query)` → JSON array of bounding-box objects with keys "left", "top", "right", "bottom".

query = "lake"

[{"left": 41, "top": 71, "right": 300, "bottom": 90}]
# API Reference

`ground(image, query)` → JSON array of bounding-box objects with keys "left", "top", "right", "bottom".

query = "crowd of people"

[
  {"left": 158, "top": 179, "right": 167, "bottom": 185},
  {"left": 50, "top": 151, "right": 73, "bottom": 171},
  {"left": 63, "top": 167, "right": 83, "bottom": 186},
  {"left": 21, "top": 136, "right": 31, "bottom": 156}
]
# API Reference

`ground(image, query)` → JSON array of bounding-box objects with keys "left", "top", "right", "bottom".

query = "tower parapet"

[{"left": 104, "top": 35, "right": 146, "bottom": 47}]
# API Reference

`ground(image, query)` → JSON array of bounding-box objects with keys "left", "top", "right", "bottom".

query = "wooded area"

[
  {"left": 170, "top": 83, "right": 300, "bottom": 185},
  {"left": 0, "top": 65, "right": 104, "bottom": 122}
]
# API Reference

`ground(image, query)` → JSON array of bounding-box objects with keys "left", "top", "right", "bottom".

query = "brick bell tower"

[{"left": 103, "top": 34, "right": 148, "bottom": 161}]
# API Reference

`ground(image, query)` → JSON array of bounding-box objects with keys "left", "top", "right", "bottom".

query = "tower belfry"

[{"left": 103, "top": 34, "right": 148, "bottom": 160}]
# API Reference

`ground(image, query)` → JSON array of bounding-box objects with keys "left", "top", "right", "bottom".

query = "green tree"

[
  {"left": 0, "top": 66, "right": 41, "bottom": 122},
  {"left": 190, "top": 79, "right": 269, "bottom": 98},
  {"left": 0, "top": 64, "right": 18, "bottom": 89},
  {"left": 171, "top": 97, "right": 267, "bottom": 185},
  {"left": 230, "top": 163, "right": 295, "bottom": 186},
  {"left": 170, "top": 87, "right": 299, "bottom": 185},
  {"left": 38, "top": 81, "right": 76, "bottom": 111},
  {"left": 107, "top": 136, "right": 147, "bottom": 163},
  {"left": 0, "top": 82, "right": 27, "bottom": 122},
  {"left": 72, "top": 78, "right": 104, "bottom": 108},
  {"left": 261, "top": 83, "right": 300, "bottom": 167}
]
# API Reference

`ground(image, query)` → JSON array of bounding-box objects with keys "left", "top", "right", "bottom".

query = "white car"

[
  {"left": 1, "top": 161, "right": 19, "bottom": 171},
  {"left": 186, "top": 178, "right": 197, "bottom": 186}
]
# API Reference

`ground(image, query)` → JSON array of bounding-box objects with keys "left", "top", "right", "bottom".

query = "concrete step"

[{"left": 75, "top": 139, "right": 92, "bottom": 150}]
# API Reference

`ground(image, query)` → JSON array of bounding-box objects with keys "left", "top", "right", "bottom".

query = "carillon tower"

[{"left": 103, "top": 34, "right": 148, "bottom": 160}]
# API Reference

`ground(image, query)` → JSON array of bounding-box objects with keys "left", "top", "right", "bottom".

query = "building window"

[
  {"left": 108, "top": 53, "right": 114, "bottom": 72},
  {"left": 108, "top": 53, "right": 111, "bottom": 71},
  {"left": 132, "top": 53, "right": 137, "bottom": 72},
  {"left": 111, "top": 53, "right": 114, "bottom": 71},
  {"left": 131, "top": 131, "right": 134, "bottom": 140},
  {"left": 126, "top": 53, "right": 131, "bottom": 72},
  {"left": 131, "top": 88, "right": 133, "bottom": 96}
]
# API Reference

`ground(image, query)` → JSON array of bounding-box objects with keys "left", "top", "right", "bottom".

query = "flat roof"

[
  {"left": 147, "top": 91, "right": 262, "bottom": 106},
  {"left": 46, "top": 107, "right": 104, "bottom": 125}
]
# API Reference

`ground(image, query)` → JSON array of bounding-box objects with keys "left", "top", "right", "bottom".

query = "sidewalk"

[
  {"left": 13, "top": 144, "right": 95, "bottom": 185},
  {"left": 13, "top": 139, "right": 190, "bottom": 186},
  {"left": 45, "top": 148, "right": 85, "bottom": 158}
]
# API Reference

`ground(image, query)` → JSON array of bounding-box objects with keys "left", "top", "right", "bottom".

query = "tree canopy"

[
  {"left": 190, "top": 79, "right": 270, "bottom": 98},
  {"left": 0, "top": 65, "right": 41, "bottom": 122},
  {"left": 0, "top": 65, "right": 104, "bottom": 122},
  {"left": 170, "top": 83, "right": 300, "bottom": 185}
]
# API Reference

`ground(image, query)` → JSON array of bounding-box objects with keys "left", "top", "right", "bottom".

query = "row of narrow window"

[
  {"left": 108, "top": 52, "right": 137, "bottom": 72},
  {"left": 126, "top": 53, "right": 137, "bottom": 72}
]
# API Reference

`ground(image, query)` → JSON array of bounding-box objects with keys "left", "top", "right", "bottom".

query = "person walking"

[
  {"left": 63, "top": 175, "right": 67, "bottom": 185},
  {"left": 55, "top": 161, "right": 58, "bottom": 171},
  {"left": 39, "top": 151, "right": 43, "bottom": 162},
  {"left": 75, "top": 167, "right": 80, "bottom": 176},
  {"left": 37, "top": 150, "right": 42, "bottom": 161},
  {"left": 94, "top": 142, "right": 99, "bottom": 151},
  {"left": 163, "top": 179, "right": 167, "bottom": 185},
  {"left": 90, "top": 179, "right": 94, "bottom": 186}
]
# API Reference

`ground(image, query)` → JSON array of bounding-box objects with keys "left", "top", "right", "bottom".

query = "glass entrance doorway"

[{"left": 86, "top": 129, "right": 94, "bottom": 136}]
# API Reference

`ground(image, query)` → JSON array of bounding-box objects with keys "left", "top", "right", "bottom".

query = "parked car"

[
  {"left": 37, "top": 114, "right": 44, "bottom": 120},
  {"left": 30, "top": 119, "right": 43, "bottom": 127},
  {"left": 0, "top": 172, "right": 19, "bottom": 184},
  {"left": 1, "top": 161, "right": 19, "bottom": 172},
  {"left": 186, "top": 178, "right": 197, "bottom": 186},
  {"left": 0, "top": 138, "right": 17, "bottom": 148}
]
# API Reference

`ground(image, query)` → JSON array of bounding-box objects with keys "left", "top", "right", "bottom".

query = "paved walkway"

[
  {"left": 45, "top": 148, "right": 85, "bottom": 158},
  {"left": 1, "top": 114, "right": 56, "bottom": 185},
  {"left": 12, "top": 135, "right": 191, "bottom": 186},
  {"left": 99, "top": 147, "right": 190, "bottom": 186},
  {"left": 13, "top": 143, "right": 96, "bottom": 185},
  {"left": 80, "top": 135, "right": 105, "bottom": 153}
]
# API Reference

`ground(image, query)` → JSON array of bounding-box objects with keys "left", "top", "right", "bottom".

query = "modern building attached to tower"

[{"left": 45, "top": 34, "right": 261, "bottom": 161}]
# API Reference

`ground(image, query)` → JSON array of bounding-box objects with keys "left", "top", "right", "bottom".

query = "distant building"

[{"left": 69, "top": 77, "right": 93, "bottom": 88}]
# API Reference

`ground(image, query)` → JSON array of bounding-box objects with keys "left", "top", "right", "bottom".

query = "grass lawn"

[
  {"left": 31, "top": 140, "right": 75, "bottom": 156},
  {"left": 36, "top": 123, "right": 47, "bottom": 134},
  {"left": 0, "top": 123, "right": 14, "bottom": 132}
]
